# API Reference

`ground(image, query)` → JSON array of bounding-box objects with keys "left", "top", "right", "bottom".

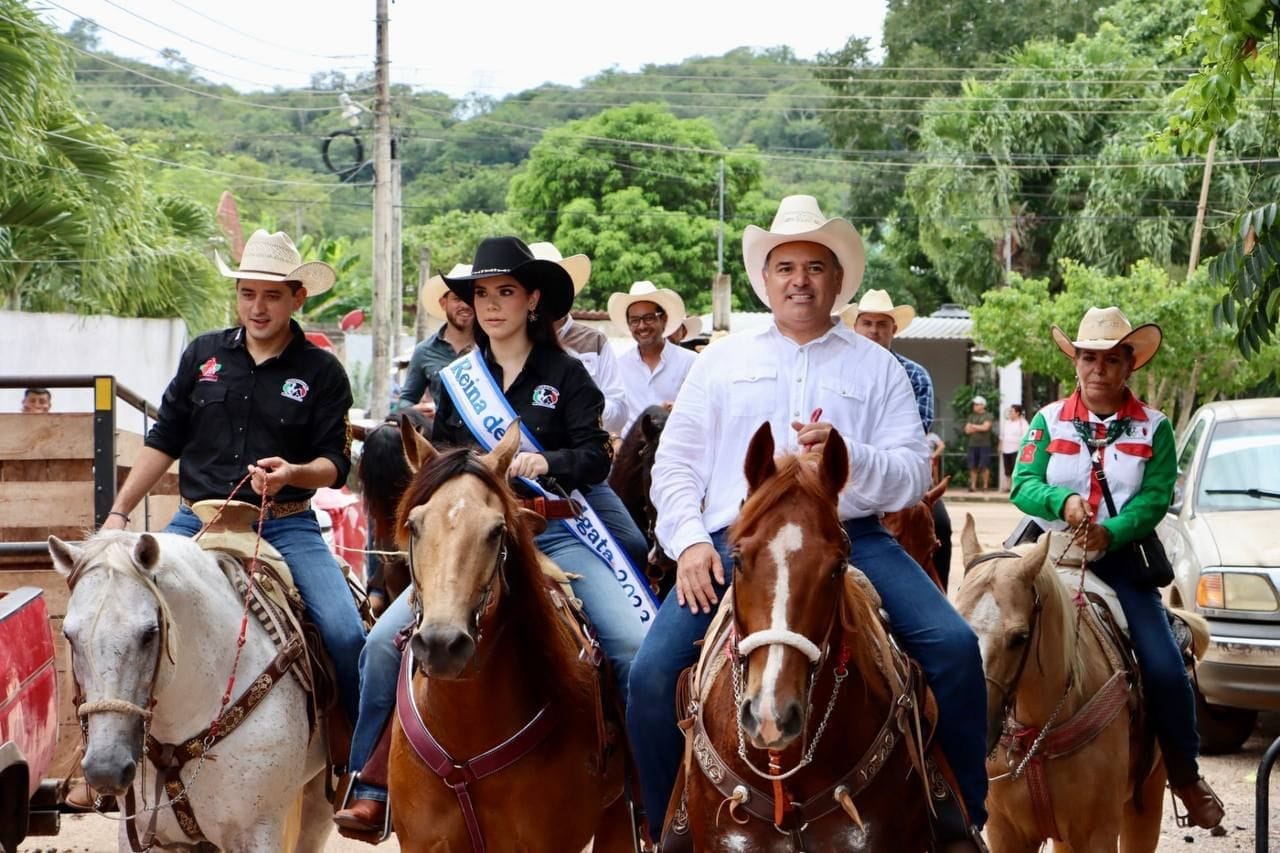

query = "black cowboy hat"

[{"left": 442, "top": 236, "right": 575, "bottom": 321}]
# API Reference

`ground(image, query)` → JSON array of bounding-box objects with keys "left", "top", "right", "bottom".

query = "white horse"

[{"left": 49, "top": 530, "right": 332, "bottom": 852}]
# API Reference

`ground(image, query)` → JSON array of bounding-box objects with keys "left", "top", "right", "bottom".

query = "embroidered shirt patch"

[
  {"left": 198, "top": 357, "right": 222, "bottom": 382},
  {"left": 1019, "top": 443, "right": 1037, "bottom": 464},
  {"left": 1027, "top": 428, "right": 1043, "bottom": 441},
  {"left": 281, "top": 378, "right": 309, "bottom": 402},
  {"left": 531, "top": 384, "right": 560, "bottom": 409}
]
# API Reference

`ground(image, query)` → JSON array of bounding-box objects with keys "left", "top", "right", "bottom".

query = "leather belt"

[
  {"left": 181, "top": 496, "right": 313, "bottom": 519},
  {"left": 517, "top": 496, "right": 580, "bottom": 520}
]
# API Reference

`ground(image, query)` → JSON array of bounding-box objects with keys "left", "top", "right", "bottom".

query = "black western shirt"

[
  {"left": 146, "top": 321, "right": 353, "bottom": 506},
  {"left": 432, "top": 343, "right": 612, "bottom": 493}
]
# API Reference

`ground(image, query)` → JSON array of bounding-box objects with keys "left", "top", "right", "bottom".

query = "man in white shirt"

[
  {"left": 626, "top": 196, "right": 987, "bottom": 849},
  {"left": 608, "top": 281, "right": 697, "bottom": 436}
]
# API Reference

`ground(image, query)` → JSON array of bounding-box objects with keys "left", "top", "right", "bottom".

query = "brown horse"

[
  {"left": 674, "top": 424, "right": 940, "bottom": 851},
  {"left": 386, "top": 422, "right": 632, "bottom": 853},
  {"left": 882, "top": 476, "right": 950, "bottom": 591},
  {"left": 609, "top": 404, "right": 675, "bottom": 594},
  {"left": 954, "top": 517, "right": 1209, "bottom": 852}
]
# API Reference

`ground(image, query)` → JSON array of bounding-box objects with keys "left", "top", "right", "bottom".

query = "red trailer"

[{"left": 0, "top": 587, "right": 59, "bottom": 853}]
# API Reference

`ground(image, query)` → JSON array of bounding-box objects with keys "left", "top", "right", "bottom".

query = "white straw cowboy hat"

[
  {"left": 215, "top": 229, "right": 335, "bottom": 296},
  {"left": 607, "top": 281, "right": 687, "bottom": 339},
  {"left": 528, "top": 242, "right": 592, "bottom": 296},
  {"left": 420, "top": 264, "right": 472, "bottom": 321},
  {"left": 742, "top": 195, "right": 865, "bottom": 310},
  {"left": 839, "top": 289, "right": 916, "bottom": 332},
  {"left": 672, "top": 314, "right": 703, "bottom": 341},
  {"left": 1052, "top": 306, "right": 1163, "bottom": 371}
]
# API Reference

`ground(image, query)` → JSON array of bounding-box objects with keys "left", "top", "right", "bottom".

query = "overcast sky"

[{"left": 42, "top": 0, "right": 887, "bottom": 98}]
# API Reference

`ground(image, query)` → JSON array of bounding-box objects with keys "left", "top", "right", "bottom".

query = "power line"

[{"left": 164, "top": 0, "right": 368, "bottom": 62}]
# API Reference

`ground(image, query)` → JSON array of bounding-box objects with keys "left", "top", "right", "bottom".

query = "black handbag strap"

[{"left": 1087, "top": 449, "right": 1121, "bottom": 520}]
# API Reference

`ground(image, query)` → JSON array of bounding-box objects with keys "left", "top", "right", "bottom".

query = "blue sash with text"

[{"left": 439, "top": 353, "right": 657, "bottom": 631}]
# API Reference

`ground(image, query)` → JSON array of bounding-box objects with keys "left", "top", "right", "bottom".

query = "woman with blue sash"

[{"left": 335, "top": 237, "right": 648, "bottom": 837}]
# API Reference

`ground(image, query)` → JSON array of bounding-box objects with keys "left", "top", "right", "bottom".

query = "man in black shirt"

[{"left": 103, "top": 230, "right": 366, "bottom": 729}]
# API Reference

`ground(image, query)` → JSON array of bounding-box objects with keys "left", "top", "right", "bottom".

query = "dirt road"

[{"left": 24, "top": 498, "right": 1277, "bottom": 851}]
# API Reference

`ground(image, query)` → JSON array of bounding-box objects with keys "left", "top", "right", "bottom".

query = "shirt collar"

[
  {"left": 226, "top": 319, "right": 305, "bottom": 354},
  {"left": 762, "top": 318, "right": 850, "bottom": 349},
  {"left": 1059, "top": 387, "right": 1149, "bottom": 422}
]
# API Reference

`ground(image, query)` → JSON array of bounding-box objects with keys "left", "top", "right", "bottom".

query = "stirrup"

[
  {"left": 335, "top": 772, "right": 393, "bottom": 843},
  {"left": 1169, "top": 786, "right": 1193, "bottom": 829}
]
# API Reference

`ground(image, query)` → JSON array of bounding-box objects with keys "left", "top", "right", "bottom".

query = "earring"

[{"left": 528, "top": 309, "right": 539, "bottom": 323}]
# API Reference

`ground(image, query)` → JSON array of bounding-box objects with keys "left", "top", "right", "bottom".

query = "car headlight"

[{"left": 1196, "top": 571, "right": 1280, "bottom": 612}]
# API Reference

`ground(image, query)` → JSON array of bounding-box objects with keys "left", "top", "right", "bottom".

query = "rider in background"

[
  {"left": 100, "top": 229, "right": 366, "bottom": 732},
  {"left": 335, "top": 236, "right": 645, "bottom": 837},
  {"left": 609, "top": 280, "right": 697, "bottom": 437},
  {"left": 397, "top": 263, "right": 475, "bottom": 413},
  {"left": 628, "top": 195, "right": 988, "bottom": 849},
  {"left": 1011, "top": 306, "right": 1224, "bottom": 829}
]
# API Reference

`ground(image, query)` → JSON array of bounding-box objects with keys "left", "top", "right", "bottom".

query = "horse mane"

[
  {"left": 609, "top": 405, "right": 666, "bottom": 492},
  {"left": 395, "top": 447, "right": 596, "bottom": 708},
  {"left": 729, "top": 454, "right": 890, "bottom": 702},
  {"left": 968, "top": 545, "right": 1085, "bottom": 698}
]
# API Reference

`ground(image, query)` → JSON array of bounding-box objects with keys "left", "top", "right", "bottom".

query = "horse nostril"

[
  {"left": 739, "top": 700, "right": 759, "bottom": 736},
  {"left": 410, "top": 632, "right": 431, "bottom": 665},
  {"left": 446, "top": 632, "right": 472, "bottom": 659},
  {"left": 779, "top": 702, "right": 804, "bottom": 739},
  {"left": 418, "top": 625, "right": 475, "bottom": 675},
  {"left": 119, "top": 759, "right": 137, "bottom": 788}
]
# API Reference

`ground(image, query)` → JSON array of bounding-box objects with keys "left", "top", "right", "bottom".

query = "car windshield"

[{"left": 1197, "top": 417, "right": 1280, "bottom": 511}]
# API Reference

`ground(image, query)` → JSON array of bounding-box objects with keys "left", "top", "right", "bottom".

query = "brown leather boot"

[
  {"left": 1171, "top": 777, "right": 1225, "bottom": 829},
  {"left": 334, "top": 798, "right": 389, "bottom": 843}
]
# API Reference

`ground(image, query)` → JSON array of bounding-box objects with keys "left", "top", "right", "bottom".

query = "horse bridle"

[{"left": 406, "top": 527, "right": 509, "bottom": 654}]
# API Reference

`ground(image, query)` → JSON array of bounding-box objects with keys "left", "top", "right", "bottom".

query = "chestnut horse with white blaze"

[
  {"left": 954, "top": 516, "right": 1209, "bottom": 852},
  {"left": 387, "top": 421, "right": 632, "bottom": 853},
  {"left": 673, "top": 423, "right": 943, "bottom": 851}
]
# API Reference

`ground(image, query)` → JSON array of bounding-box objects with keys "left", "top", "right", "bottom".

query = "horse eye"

[
  {"left": 487, "top": 525, "right": 505, "bottom": 543},
  {"left": 139, "top": 625, "right": 159, "bottom": 646},
  {"left": 1007, "top": 631, "right": 1030, "bottom": 649}
]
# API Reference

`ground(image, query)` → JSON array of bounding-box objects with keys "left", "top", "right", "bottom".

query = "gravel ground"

[{"left": 21, "top": 498, "right": 1279, "bottom": 851}]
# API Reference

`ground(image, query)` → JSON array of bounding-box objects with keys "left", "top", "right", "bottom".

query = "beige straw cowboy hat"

[
  {"left": 839, "top": 289, "right": 916, "bottom": 332},
  {"left": 528, "top": 242, "right": 592, "bottom": 296},
  {"left": 607, "top": 281, "right": 687, "bottom": 339},
  {"left": 1051, "top": 306, "right": 1163, "bottom": 371},
  {"left": 742, "top": 195, "right": 865, "bottom": 310},
  {"left": 672, "top": 314, "right": 703, "bottom": 340},
  {"left": 419, "top": 264, "right": 472, "bottom": 321},
  {"left": 215, "top": 230, "right": 335, "bottom": 296}
]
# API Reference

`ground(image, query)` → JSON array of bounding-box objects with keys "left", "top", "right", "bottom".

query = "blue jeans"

[
  {"left": 164, "top": 505, "right": 366, "bottom": 731},
  {"left": 1090, "top": 560, "right": 1200, "bottom": 783},
  {"left": 582, "top": 482, "right": 649, "bottom": 571},
  {"left": 626, "top": 517, "right": 989, "bottom": 837},
  {"left": 348, "top": 519, "right": 647, "bottom": 801}
]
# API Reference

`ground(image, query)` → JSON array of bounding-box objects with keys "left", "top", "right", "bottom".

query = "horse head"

[
  {"left": 728, "top": 422, "right": 850, "bottom": 751},
  {"left": 953, "top": 514, "right": 1055, "bottom": 752},
  {"left": 48, "top": 531, "right": 178, "bottom": 797},
  {"left": 397, "top": 419, "right": 542, "bottom": 679}
]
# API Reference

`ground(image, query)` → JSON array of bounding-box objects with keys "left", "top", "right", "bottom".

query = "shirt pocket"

[
  {"left": 726, "top": 366, "right": 777, "bottom": 418},
  {"left": 189, "top": 383, "right": 228, "bottom": 409},
  {"left": 818, "top": 376, "right": 866, "bottom": 414}
]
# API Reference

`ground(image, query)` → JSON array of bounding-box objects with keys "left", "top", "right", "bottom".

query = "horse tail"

[{"left": 1171, "top": 608, "right": 1210, "bottom": 661}]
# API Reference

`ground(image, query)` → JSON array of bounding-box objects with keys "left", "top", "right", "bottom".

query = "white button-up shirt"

[
  {"left": 651, "top": 321, "right": 929, "bottom": 559},
  {"left": 618, "top": 340, "right": 697, "bottom": 435},
  {"left": 558, "top": 316, "right": 629, "bottom": 435}
]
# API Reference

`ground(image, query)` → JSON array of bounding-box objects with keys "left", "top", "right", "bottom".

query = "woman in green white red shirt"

[{"left": 1011, "top": 306, "right": 1224, "bottom": 830}]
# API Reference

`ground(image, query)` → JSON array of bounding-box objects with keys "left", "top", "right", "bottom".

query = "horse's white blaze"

[
  {"left": 969, "top": 591, "right": 1001, "bottom": 670},
  {"left": 447, "top": 497, "right": 468, "bottom": 524},
  {"left": 759, "top": 522, "right": 804, "bottom": 721}
]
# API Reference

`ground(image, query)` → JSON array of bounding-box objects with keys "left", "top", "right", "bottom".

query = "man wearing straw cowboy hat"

[
  {"left": 609, "top": 280, "right": 698, "bottom": 436},
  {"left": 398, "top": 263, "right": 476, "bottom": 412},
  {"left": 668, "top": 314, "right": 702, "bottom": 346},
  {"left": 101, "top": 229, "right": 367, "bottom": 731},
  {"left": 842, "top": 289, "right": 955, "bottom": 587},
  {"left": 628, "top": 196, "right": 988, "bottom": 849}
]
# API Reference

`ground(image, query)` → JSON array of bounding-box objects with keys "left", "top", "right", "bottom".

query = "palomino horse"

[
  {"left": 954, "top": 517, "right": 1209, "bottom": 852},
  {"left": 882, "top": 476, "right": 950, "bottom": 591},
  {"left": 387, "top": 422, "right": 632, "bottom": 852},
  {"left": 355, "top": 408, "right": 432, "bottom": 616},
  {"left": 609, "top": 404, "right": 674, "bottom": 593},
  {"left": 675, "top": 424, "right": 940, "bottom": 851},
  {"left": 47, "top": 531, "right": 331, "bottom": 852}
]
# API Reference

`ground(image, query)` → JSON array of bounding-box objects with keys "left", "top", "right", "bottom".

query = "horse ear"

[
  {"left": 925, "top": 476, "right": 949, "bottom": 505},
  {"left": 516, "top": 507, "right": 548, "bottom": 537},
  {"left": 819, "top": 427, "right": 849, "bottom": 497},
  {"left": 485, "top": 420, "right": 522, "bottom": 476},
  {"left": 134, "top": 533, "right": 161, "bottom": 573},
  {"left": 959, "top": 513, "right": 981, "bottom": 571},
  {"left": 743, "top": 422, "right": 776, "bottom": 493},
  {"left": 1016, "top": 533, "right": 1051, "bottom": 584},
  {"left": 47, "top": 536, "right": 81, "bottom": 582},
  {"left": 640, "top": 412, "right": 659, "bottom": 441},
  {"left": 400, "top": 414, "right": 437, "bottom": 473}
]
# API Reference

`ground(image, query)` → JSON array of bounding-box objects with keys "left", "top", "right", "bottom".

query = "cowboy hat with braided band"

[
  {"left": 607, "top": 281, "right": 687, "bottom": 339},
  {"left": 215, "top": 230, "right": 335, "bottom": 296},
  {"left": 839, "top": 289, "right": 915, "bottom": 332},
  {"left": 443, "top": 236, "right": 575, "bottom": 321},
  {"left": 1051, "top": 306, "right": 1162, "bottom": 371},
  {"left": 742, "top": 195, "right": 865, "bottom": 310},
  {"left": 528, "top": 241, "right": 592, "bottom": 297},
  {"left": 419, "top": 264, "right": 473, "bottom": 321}
]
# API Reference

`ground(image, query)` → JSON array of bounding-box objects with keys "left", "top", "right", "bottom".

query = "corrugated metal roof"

[{"left": 897, "top": 316, "right": 973, "bottom": 341}]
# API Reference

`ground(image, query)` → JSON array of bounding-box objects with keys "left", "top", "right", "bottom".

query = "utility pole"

[
  {"left": 415, "top": 247, "right": 431, "bottom": 343},
  {"left": 391, "top": 154, "right": 403, "bottom": 358},
  {"left": 717, "top": 157, "right": 725, "bottom": 275},
  {"left": 369, "top": 0, "right": 392, "bottom": 419},
  {"left": 1188, "top": 136, "right": 1217, "bottom": 277}
]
